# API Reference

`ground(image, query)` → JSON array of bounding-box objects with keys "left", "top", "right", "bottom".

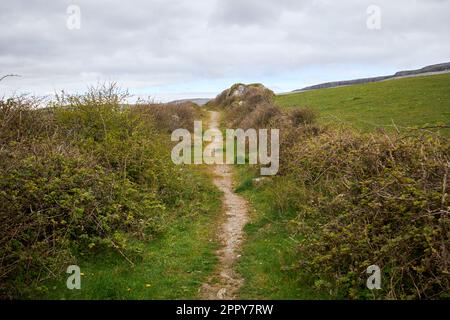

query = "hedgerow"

[
  {"left": 213, "top": 83, "right": 450, "bottom": 299},
  {"left": 0, "top": 84, "right": 205, "bottom": 298},
  {"left": 284, "top": 129, "right": 449, "bottom": 299}
]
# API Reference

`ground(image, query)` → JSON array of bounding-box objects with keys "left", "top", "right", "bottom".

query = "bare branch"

[{"left": 0, "top": 74, "right": 21, "bottom": 82}]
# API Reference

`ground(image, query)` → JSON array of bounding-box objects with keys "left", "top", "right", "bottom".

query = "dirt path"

[{"left": 200, "top": 111, "right": 249, "bottom": 300}]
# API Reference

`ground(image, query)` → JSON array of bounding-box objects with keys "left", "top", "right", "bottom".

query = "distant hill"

[
  {"left": 169, "top": 98, "right": 211, "bottom": 106},
  {"left": 293, "top": 62, "right": 450, "bottom": 92}
]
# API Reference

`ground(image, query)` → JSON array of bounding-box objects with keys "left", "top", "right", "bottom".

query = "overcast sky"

[{"left": 1, "top": 0, "right": 449, "bottom": 101}]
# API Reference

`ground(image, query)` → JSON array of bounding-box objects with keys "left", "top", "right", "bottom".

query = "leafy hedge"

[
  {"left": 0, "top": 84, "right": 204, "bottom": 298},
  {"left": 213, "top": 83, "right": 450, "bottom": 299},
  {"left": 284, "top": 129, "right": 449, "bottom": 299}
]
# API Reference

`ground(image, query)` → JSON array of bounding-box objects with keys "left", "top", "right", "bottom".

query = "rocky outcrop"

[
  {"left": 209, "top": 83, "right": 275, "bottom": 109},
  {"left": 394, "top": 62, "right": 450, "bottom": 77}
]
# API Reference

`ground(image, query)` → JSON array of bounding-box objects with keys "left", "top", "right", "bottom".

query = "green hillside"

[{"left": 275, "top": 73, "right": 450, "bottom": 135}]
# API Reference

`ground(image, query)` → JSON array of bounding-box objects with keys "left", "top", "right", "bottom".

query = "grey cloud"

[
  {"left": 209, "top": 0, "right": 312, "bottom": 27},
  {"left": 0, "top": 0, "right": 449, "bottom": 99}
]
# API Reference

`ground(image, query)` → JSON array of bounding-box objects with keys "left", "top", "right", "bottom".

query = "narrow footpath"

[{"left": 200, "top": 111, "right": 249, "bottom": 300}]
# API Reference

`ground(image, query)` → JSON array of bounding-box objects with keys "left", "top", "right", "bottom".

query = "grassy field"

[
  {"left": 32, "top": 168, "right": 222, "bottom": 300},
  {"left": 275, "top": 73, "right": 450, "bottom": 135}
]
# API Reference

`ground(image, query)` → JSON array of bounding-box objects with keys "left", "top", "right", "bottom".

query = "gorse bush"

[
  {"left": 135, "top": 101, "right": 199, "bottom": 133},
  {"left": 240, "top": 103, "right": 281, "bottom": 130},
  {"left": 284, "top": 129, "right": 450, "bottom": 299},
  {"left": 0, "top": 84, "right": 204, "bottom": 298},
  {"left": 215, "top": 83, "right": 450, "bottom": 299},
  {"left": 0, "top": 96, "right": 53, "bottom": 144},
  {"left": 288, "top": 107, "right": 317, "bottom": 126}
]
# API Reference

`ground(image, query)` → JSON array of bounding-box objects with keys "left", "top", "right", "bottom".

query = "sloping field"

[{"left": 275, "top": 73, "right": 450, "bottom": 135}]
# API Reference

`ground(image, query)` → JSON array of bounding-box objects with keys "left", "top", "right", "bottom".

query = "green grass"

[
  {"left": 275, "top": 73, "right": 450, "bottom": 135},
  {"left": 234, "top": 166, "right": 330, "bottom": 300},
  {"left": 31, "top": 169, "right": 222, "bottom": 300}
]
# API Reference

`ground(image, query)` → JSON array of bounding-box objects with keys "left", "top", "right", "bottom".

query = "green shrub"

[
  {"left": 284, "top": 130, "right": 450, "bottom": 299},
  {"left": 134, "top": 101, "right": 200, "bottom": 133},
  {"left": 288, "top": 108, "right": 317, "bottom": 126},
  {"left": 0, "top": 96, "right": 53, "bottom": 144},
  {"left": 211, "top": 83, "right": 274, "bottom": 109},
  {"left": 0, "top": 84, "right": 206, "bottom": 298}
]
